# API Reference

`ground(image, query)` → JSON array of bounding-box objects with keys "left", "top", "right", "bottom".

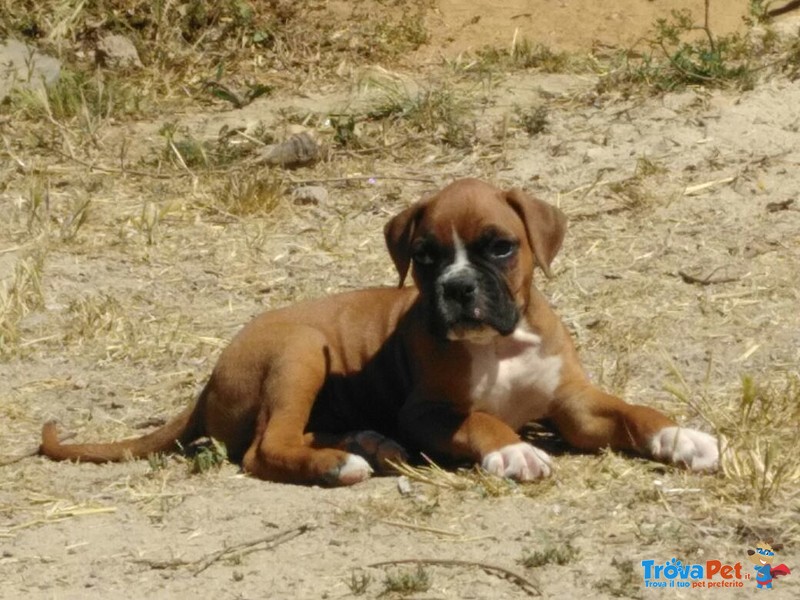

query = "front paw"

[
  {"left": 649, "top": 426, "right": 719, "bottom": 472},
  {"left": 482, "top": 442, "right": 552, "bottom": 481}
]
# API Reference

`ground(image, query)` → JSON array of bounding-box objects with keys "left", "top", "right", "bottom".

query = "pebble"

[
  {"left": 258, "top": 132, "right": 321, "bottom": 169},
  {"left": 292, "top": 185, "right": 329, "bottom": 206},
  {"left": 96, "top": 34, "right": 143, "bottom": 69}
]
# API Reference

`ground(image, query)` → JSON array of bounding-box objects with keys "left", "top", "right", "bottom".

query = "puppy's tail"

[{"left": 39, "top": 384, "right": 208, "bottom": 463}]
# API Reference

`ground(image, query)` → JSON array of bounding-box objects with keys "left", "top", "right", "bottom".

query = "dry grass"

[
  {"left": 390, "top": 457, "right": 532, "bottom": 498},
  {"left": 0, "top": 498, "right": 117, "bottom": 536},
  {"left": 668, "top": 372, "right": 800, "bottom": 507},
  {"left": 0, "top": 251, "right": 45, "bottom": 354}
]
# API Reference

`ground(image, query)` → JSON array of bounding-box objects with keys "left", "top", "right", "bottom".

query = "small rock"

[
  {"left": 397, "top": 475, "right": 413, "bottom": 496},
  {"left": 292, "top": 185, "right": 328, "bottom": 206},
  {"left": 0, "top": 39, "right": 61, "bottom": 101},
  {"left": 258, "top": 132, "right": 320, "bottom": 169},
  {"left": 96, "top": 34, "right": 143, "bottom": 70},
  {"left": 583, "top": 147, "right": 605, "bottom": 162}
]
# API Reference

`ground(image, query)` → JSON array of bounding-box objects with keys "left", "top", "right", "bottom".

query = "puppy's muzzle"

[
  {"left": 441, "top": 272, "right": 479, "bottom": 310},
  {"left": 434, "top": 269, "right": 518, "bottom": 340},
  {"left": 438, "top": 271, "right": 483, "bottom": 323}
]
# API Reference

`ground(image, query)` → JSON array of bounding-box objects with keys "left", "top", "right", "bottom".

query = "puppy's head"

[{"left": 385, "top": 178, "right": 566, "bottom": 342}]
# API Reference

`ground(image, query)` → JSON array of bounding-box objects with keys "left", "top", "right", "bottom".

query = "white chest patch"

[{"left": 467, "top": 326, "right": 563, "bottom": 430}]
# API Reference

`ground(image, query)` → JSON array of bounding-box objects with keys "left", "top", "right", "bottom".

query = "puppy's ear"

[
  {"left": 384, "top": 200, "right": 427, "bottom": 287},
  {"left": 505, "top": 188, "right": 567, "bottom": 278}
]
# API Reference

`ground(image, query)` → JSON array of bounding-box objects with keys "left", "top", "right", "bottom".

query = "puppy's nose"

[{"left": 442, "top": 275, "right": 477, "bottom": 304}]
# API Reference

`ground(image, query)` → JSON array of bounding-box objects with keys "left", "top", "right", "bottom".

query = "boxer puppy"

[{"left": 40, "top": 178, "right": 720, "bottom": 485}]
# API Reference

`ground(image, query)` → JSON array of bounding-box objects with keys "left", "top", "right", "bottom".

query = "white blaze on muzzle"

[{"left": 439, "top": 228, "right": 475, "bottom": 281}]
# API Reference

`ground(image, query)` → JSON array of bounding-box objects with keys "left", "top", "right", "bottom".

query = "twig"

[
  {"left": 767, "top": 0, "right": 800, "bottom": 17},
  {"left": 134, "top": 523, "right": 315, "bottom": 574},
  {"left": 233, "top": 129, "right": 269, "bottom": 146},
  {"left": 567, "top": 205, "right": 631, "bottom": 222},
  {"left": 3, "top": 135, "right": 28, "bottom": 171},
  {"left": 368, "top": 558, "right": 541, "bottom": 596},
  {"left": 7, "top": 507, "right": 118, "bottom": 532},
  {"left": 135, "top": 558, "right": 192, "bottom": 570},
  {"left": 168, "top": 139, "right": 197, "bottom": 178},
  {"left": 677, "top": 268, "right": 740, "bottom": 286},
  {"left": 288, "top": 175, "right": 435, "bottom": 185},
  {"left": 378, "top": 519, "right": 464, "bottom": 537},
  {"left": 578, "top": 168, "right": 610, "bottom": 203},
  {"left": 52, "top": 148, "right": 189, "bottom": 180},
  {"left": 659, "top": 40, "right": 716, "bottom": 83},
  {"left": 193, "top": 524, "right": 314, "bottom": 575},
  {"left": 335, "top": 135, "right": 423, "bottom": 157},
  {"left": 683, "top": 177, "right": 735, "bottom": 196},
  {"left": 702, "top": 0, "right": 715, "bottom": 53},
  {"left": 766, "top": 199, "right": 794, "bottom": 212}
]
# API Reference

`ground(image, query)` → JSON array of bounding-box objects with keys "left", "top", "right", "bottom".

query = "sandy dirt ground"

[
  {"left": 420, "top": 0, "right": 748, "bottom": 54},
  {"left": 2, "top": 2, "right": 800, "bottom": 599}
]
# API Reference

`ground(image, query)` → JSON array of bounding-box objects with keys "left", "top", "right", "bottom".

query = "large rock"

[{"left": 0, "top": 39, "right": 61, "bottom": 101}]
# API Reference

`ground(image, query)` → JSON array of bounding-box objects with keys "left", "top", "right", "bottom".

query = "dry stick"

[
  {"left": 701, "top": 0, "right": 715, "bottom": 52},
  {"left": 766, "top": 199, "right": 795, "bottom": 212},
  {"left": 50, "top": 149, "right": 186, "bottom": 180},
  {"left": 192, "top": 523, "right": 314, "bottom": 576},
  {"left": 6, "top": 506, "right": 118, "bottom": 534},
  {"left": 677, "top": 268, "right": 740, "bottom": 286},
  {"left": 167, "top": 139, "right": 196, "bottom": 179},
  {"left": 577, "top": 168, "right": 609, "bottom": 203},
  {"left": 378, "top": 519, "right": 464, "bottom": 537},
  {"left": 51, "top": 148, "right": 436, "bottom": 186},
  {"left": 288, "top": 175, "right": 436, "bottom": 185},
  {"left": 767, "top": 0, "right": 800, "bottom": 17},
  {"left": 368, "top": 558, "right": 541, "bottom": 596},
  {"left": 138, "top": 524, "right": 315, "bottom": 572},
  {"left": 683, "top": 177, "right": 736, "bottom": 196}
]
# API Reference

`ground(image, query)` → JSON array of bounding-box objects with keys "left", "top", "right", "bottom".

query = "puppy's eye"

[
  {"left": 488, "top": 239, "right": 517, "bottom": 259},
  {"left": 412, "top": 246, "right": 436, "bottom": 265}
]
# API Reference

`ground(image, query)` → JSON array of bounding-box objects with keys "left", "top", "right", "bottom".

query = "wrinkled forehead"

[{"left": 417, "top": 182, "right": 525, "bottom": 242}]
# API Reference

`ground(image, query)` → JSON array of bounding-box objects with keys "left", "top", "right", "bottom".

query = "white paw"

[
  {"left": 335, "top": 454, "right": 373, "bottom": 485},
  {"left": 649, "top": 427, "right": 719, "bottom": 472},
  {"left": 481, "top": 442, "right": 552, "bottom": 481}
]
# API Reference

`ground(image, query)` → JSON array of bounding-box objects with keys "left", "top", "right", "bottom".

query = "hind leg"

[
  {"left": 240, "top": 333, "right": 373, "bottom": 486},
  {"left": 243, "top": 437, "right": 372, "bottom": 485},
  {"left": 306, "top": 431, "right": 409, "bottom": 475}
]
